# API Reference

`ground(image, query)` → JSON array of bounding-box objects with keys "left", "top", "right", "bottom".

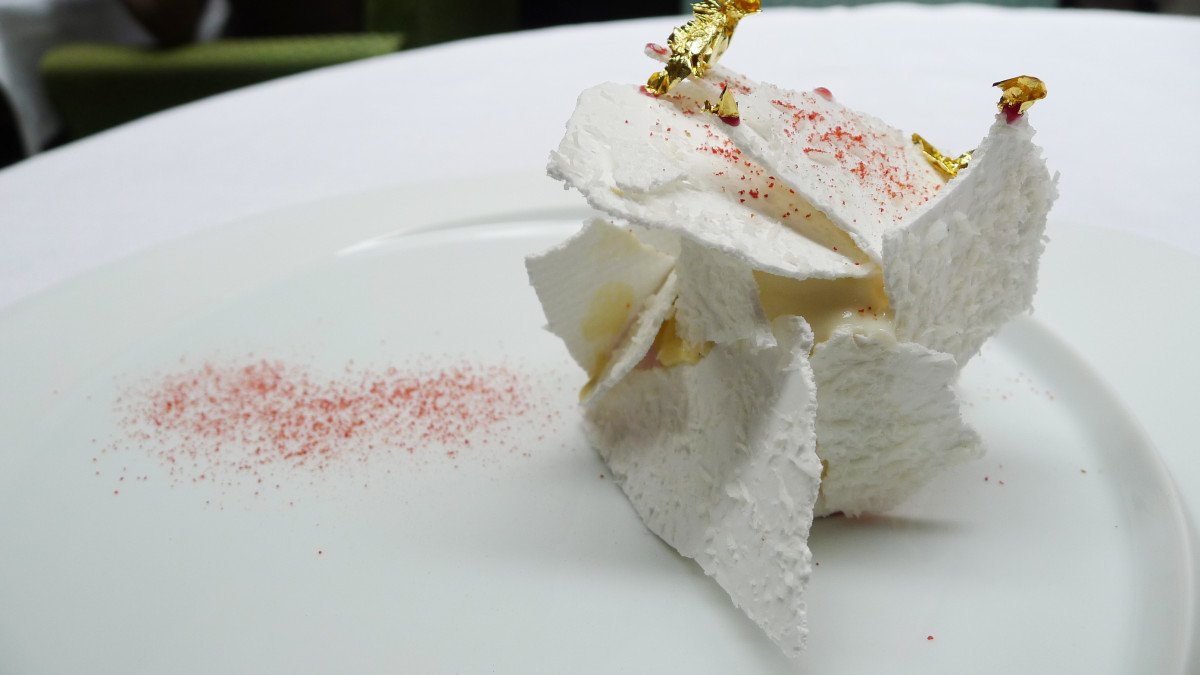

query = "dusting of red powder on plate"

[{"left": 107, "top": 357, "right": 560, "bottom": 492}]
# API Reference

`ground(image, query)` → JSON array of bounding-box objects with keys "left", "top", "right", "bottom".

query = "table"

[{"left": 1, "top": 4, "right": 1198, "bottom": 670}]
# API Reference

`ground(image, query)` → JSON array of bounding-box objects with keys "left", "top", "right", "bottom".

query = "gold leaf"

[
  {"left": 912, "top": 133, "right": 972, "bottom": 179},
  {"left": 993, "top": 75, "right": 1047, "bottom": 115},
  {"left": 703, "top": 84, "right": 740, "bottom": 123},
  {"left": 646, "top": 0, "right": 761, "bottom": 96}
]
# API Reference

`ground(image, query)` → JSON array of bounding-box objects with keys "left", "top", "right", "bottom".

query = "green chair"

[
  {"left": 40, "top": 0, "right": 519, "bottom": 141},
  {"left": 42, "top": 34, "right": 403, "bottom": 140}
]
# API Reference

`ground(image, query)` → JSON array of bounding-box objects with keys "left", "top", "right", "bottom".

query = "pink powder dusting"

[
  {"left": 653, "top": 75, "right": 941, "bottom": 221},
  {"left": 107, "top": 357, "right": 561, "bottom": 491}
]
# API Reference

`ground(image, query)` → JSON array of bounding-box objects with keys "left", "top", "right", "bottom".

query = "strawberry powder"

[{"left": 108, "top": 357, "right": 554, "bottom": 490}]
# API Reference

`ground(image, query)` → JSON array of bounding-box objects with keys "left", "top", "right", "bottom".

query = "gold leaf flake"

[
  {"left": 912, "top": 133, "right": 973, "bottom": 179},
  {"left": 993, "top": 75, "right": 1047, "bottom": 115},
  {"left": 646, "top": 0, "right": 761, "bottom": 96},
  {"left": 704, "top": 84, "right": 740, "bottom": 123}
]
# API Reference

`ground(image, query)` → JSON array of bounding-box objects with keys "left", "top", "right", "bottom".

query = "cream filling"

[
  {"left": 581, "top": 198, "right": 893, "bottom": 382},
  {"left": 754, "top": 268, "right": 894, "bottom": 345},
  {"left": 599, "top": 258, "right": 892, "bottom": 381},
  {"left": 580, "top": 281, "right": 638, "bottom": 377},
  {"left": 649, "top": 314, "right": 712, "bottom": 367},
  {"left": 630, "top": 263, "right": 891, "bottom": 375}
]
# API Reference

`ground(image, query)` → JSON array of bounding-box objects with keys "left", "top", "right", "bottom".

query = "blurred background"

[{"left": 0, "top": 0, "right": 1196, "bottom": 170}]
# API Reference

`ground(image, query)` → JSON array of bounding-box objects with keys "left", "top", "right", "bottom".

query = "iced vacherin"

[{"left": 526, "top": 2, "right": 1057, "bottom": 658}]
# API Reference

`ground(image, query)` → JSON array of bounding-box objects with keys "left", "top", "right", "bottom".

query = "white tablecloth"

[{"left": 2, "top": 4, "right": 1198, "bottom": 310}]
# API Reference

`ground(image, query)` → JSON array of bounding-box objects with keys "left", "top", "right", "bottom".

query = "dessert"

[{"left": 527, "top": 1, "right": 1056, "bottom": 658}]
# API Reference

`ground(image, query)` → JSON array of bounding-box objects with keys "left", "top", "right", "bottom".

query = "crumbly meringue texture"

[{"left": 529, "top": 62, "right": 1055, "bottom": 659}]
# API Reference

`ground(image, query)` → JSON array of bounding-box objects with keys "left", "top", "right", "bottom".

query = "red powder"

[{"left": 110, "top": 358, "right": 553, "bottom": 488}]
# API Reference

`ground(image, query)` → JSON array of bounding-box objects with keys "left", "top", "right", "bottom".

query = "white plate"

[{"left": 0, "top": 175, "right": 1195, "bottom": 673}]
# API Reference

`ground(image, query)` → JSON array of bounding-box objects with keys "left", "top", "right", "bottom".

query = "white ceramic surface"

[{"left": 0, "top": 176, "right": 1194, "bottom": 673}]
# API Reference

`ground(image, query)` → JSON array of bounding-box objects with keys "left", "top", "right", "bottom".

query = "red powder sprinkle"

[
  {"left": 927, "top": 635, "right": 935, "bottom": 641},
  {"left": 110, "top": 357, "right": 551, "bottom": 488},
  {"left": 814, "top": 87, "right": 833, "bottom": 100}
]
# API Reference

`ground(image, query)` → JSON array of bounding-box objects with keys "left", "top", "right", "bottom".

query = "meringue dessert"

[{"left": 526, "top": 3, "right": 1056, "bottom": 658}]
